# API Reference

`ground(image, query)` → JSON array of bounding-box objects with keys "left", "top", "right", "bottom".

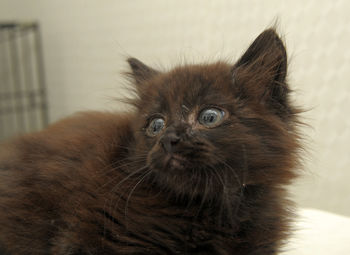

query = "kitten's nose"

[{"left": 160, "top": 133, "right": 181, "bottom": 153}]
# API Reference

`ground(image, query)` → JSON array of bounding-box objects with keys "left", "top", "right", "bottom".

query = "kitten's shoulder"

[
  {"left": 0, "top": 112, "right": 134, "bottom": 254},
  {"left": 0, "top": 111, "right": 133, "bottom": 161},
  {"left": 41, "top": 111, "right": 132, "bottom": 142},
  {"left": 0, "top": 111, "right": 134, "bottom": 188}
]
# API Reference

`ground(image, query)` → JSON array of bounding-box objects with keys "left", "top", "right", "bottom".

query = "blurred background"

[{"left": 0, "top": 0, "right": 349, "bottom": 221}]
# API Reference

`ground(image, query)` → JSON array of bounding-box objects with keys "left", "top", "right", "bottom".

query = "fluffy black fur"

[{"left": 0, "top": 28, "right": 303, "bottom": 254}]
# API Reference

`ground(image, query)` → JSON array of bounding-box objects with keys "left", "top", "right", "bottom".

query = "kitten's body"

[{"left": 0, "top": 29, "right": 302, "bottom": 254}]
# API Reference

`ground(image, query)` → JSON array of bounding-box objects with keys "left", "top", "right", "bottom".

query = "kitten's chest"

[
  {"left": 95, "top": 175, "right": 236, "bottom": 254},
  {"left": 122, "top": 203, "right": 233, "bottom": 254}
]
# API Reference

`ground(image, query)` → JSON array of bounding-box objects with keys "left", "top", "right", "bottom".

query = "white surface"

[
  {"left": 285, "top": 208, "right": 350, "bottom": 254},
  {"left": 0, "top": 0, "right": 350, "bottom": 216}
]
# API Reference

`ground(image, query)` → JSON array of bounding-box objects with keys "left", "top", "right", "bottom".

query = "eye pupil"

[
  {"left": 203, "top": 112, "right": 217, "bottom": 123},
  {"left": 147, "top": 118, "right": 165, "bottom": 136},
  {"left": 199, "top": 108, "right": 224, "bottom": 127}
]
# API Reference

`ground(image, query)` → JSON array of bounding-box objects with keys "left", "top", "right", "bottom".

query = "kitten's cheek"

[{"left": 146, "top": 143, "right": 162, "bottom": 166}]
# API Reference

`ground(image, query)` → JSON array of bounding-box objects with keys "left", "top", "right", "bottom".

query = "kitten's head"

[{"left": 126, "top": 29, "right": 301, "bottom": 203}]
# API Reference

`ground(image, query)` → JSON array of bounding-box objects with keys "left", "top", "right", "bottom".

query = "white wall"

[{"left": 1, "top": 0, "right": 350, "bottom": 216}]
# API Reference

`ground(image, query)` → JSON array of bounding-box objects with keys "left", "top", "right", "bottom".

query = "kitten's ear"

[
  {"left": 127, "top": 58, "right": 159, "bottom": 85},
  {"left": 233, "top": 28, "right": 289, "bottom": 112}
]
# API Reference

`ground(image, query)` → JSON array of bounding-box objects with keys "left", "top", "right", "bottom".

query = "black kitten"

[{"left": 0, "top": 28, "right": 302, "bottom": 254}]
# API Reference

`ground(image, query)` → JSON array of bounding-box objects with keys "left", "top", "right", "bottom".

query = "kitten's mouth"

[{"left": 165, "top": 153, "right": 187, "bottom": 169}]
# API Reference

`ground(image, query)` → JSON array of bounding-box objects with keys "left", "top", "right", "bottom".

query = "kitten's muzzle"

[{"left": 159, "top": 132, "right": 181, "bottom": 153}]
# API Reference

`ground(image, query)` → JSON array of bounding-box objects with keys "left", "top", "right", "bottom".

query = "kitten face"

[
  {"left": 127, "top": 29, "right": 299, "bottom": 201},
  {"left": 133, "top": 64, "right": 247, "bottom": 198}
]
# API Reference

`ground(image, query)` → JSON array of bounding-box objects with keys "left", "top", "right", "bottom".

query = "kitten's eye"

[
  {"left": 198, "top": 108, "right": 225, "bottom": 127},
  {"left": 146, "top": 118, "right": 165, "bottom": 136}
]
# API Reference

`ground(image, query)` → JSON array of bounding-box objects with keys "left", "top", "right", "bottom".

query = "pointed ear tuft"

[
  {"left": 235, "top": 28, "right": 287, "bottom": 82},
  {"left": 127, "top": 58, "right": 159, "bottom": 85},
  {"left": 234, "top": 28, "right": 289, "bottom": 114}
]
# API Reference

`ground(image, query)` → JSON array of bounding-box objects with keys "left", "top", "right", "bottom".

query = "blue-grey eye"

[
  {"left": 147, "top": 118, "right": 165, "bottom": 136},
  {"left": 198, "top": 108, "right": 225, "bottom": 127}
]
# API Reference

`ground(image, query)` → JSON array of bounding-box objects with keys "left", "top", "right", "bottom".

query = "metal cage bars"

[{"left": 0, "top": 22, "right": 48, "bottom": 141}]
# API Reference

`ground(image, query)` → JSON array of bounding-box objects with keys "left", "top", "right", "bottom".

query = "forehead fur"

[{"left": 137, "top": 61, "right": 237, "bottom": 114}]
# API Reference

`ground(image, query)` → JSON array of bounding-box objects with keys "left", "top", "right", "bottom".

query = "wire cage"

[{"left": 0, "top": 22, "right": 48, "bottom": 141}]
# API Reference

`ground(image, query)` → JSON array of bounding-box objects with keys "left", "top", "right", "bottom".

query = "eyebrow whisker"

[{"left": 181, "top": 104, "right": 190, "bottom": 112}]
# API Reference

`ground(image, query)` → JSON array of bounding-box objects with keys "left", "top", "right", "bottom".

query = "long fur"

[{"left": 0, "top": 28, "right": 303, "bottom": 254}]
